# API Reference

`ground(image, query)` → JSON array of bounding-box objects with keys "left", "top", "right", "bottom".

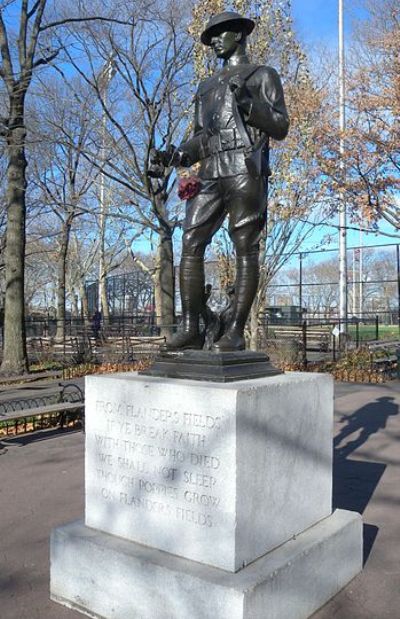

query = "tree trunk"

[
  {"left": 249, "top": 298, "right": 259, "bottom": 351},
  {"left": 72, "top": 292, "right": 79, "bottom": 318},
  {"left": 99, "top": 270, "right": 110, "bottom": 325},
  {"left": 1, "top": 95, "right": 28, "bottom": 375},
  {"left": 154, "top": 233, "right": 174, "bottom": 338},
  {"left": 79, "top": 282, "right": 90, "bottom": 327},
  {"left": 55, "top": 221, "right": 71, "bottom": 341}
]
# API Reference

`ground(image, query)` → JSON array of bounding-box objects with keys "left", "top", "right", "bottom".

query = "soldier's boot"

[
  {"left": 212, "top": 254, "right": 259, "bottom": 352},
  {"left": 164, "top": 255, "right": 205, "bottom": 351}
]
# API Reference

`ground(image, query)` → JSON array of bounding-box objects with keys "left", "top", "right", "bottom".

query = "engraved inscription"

[{"left": 91, "top": 399, "right": 226, "bottom": 529}]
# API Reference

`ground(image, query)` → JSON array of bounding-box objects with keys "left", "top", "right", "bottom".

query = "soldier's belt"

[{"left": 203, "top": 129, "right": 245, "bottom": 157}]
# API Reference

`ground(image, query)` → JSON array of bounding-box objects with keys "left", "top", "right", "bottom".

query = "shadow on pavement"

[
  {"left": 0, "top": 426, "right": 82, "bottom": 447},
  {"left": 334, "top": 396, "right": 398, "bottom": 457},
  {"left": 362, "top": 523, "right": 379, "bottom": 565},
  {"left": 332, "top": 395, "right": 398, "bottom": 566},
  {"left": 333, "top": 456, "right": 386, "bottom": 514}
]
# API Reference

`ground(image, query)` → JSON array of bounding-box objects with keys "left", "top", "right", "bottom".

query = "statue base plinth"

[{"left": 139, "top": 350, "right": 282, "bottom": 382}]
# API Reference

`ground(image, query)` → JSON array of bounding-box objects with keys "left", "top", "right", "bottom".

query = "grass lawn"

[{"left": 348, "top": 324, "right": 400, "bottom": 341}]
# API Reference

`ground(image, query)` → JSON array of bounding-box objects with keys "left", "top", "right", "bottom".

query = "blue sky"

[
  {"left": 292, "top": 0, "right": 341, "bottom": 47},
  {"left": 291, "top": 0, "right": 368, "bottom": 48}
]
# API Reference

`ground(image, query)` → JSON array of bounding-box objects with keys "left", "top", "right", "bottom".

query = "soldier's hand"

[
  {"left": 149, "top": 147, "right": 169, "bottom": 166},
  {"left": 157, "top": 145, "right": 183, "bottom": 167},
  {"left": 150, "top": 148, "right": 162, "bottom": 164},
  {"left": 148, "top": 146, "right": 182, "bottom": 178},
  {"left": 148, "top": 145, "right": 190, "bottom": 179},
  {"left": 148, "top": 148, "right": 165, "bottom": 178}
]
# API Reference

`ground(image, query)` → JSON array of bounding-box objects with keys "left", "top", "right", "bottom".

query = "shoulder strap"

[
  {"left": 231, "top": 66, "right": 262, "bottom": 149},
  {"left": 232, "top": 96, "right": 252, "bottom": 148}
]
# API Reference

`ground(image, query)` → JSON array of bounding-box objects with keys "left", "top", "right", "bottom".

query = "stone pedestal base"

[
  {"left": 50, "top": 509, "right": 362, "bottom": 619},
  {"left": 85, "top": 372, "right": 333, "bottom": 572}
]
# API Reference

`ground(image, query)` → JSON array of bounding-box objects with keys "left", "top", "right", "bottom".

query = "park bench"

[
  {"left": 270, "top": 326, "right": 331, "bottom": 352},
  {"left": 96, "top": 335, "right": 132, "bottom": 362},
  {"left": 366, "top": 339, "right": 400, "bottom": 351},
  {"left": 26, "top": 336, "right": 90, "bottom": 365},
  {"left": 22, "top": 333, "right": 167, "bottom": 367},
  {"left": 27, "top": 336, "right": 52, "bottom": 351},
  {"left": 365, "top": 340, "right": 400, "bottom": 379},
  {"left": 0, "top": 378, "right": 66, "bottom": 393},
  {"left": 98, "top": 335, "right": 165, "bottom": 362},
  {"left": 129, "top": 336, "right": 166, "bottom": 358},
  {"left": 0, "top": 383, "right": 84, "bottom": 436},
  {"left": 26, "top": 336, "right": 53, "bottom": 364},
  {"left": 51, "top": 337, "right": 84, "bottom": 357},
  {"left": 0, "top": 369, "right": 64, "bottom": 388}
]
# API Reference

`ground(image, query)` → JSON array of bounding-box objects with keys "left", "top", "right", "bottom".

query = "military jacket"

[{"left": 180, "top": 58, "right": 289, "bottom": 179}]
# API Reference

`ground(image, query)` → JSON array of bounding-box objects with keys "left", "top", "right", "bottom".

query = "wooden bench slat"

[
  {"left": 0, "top": 380, "right": 64, "bottom": 393},
  {"left": 0, "top": 370, "right": 63, "bottom": 386}
]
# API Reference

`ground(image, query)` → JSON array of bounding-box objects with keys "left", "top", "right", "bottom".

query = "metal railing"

[{"left": 0, "top": 311, "right": 398, "bottom": 373}]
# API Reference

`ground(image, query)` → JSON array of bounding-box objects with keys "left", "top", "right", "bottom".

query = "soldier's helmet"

[{"left": 201, "top": 11, "right": 255, "bottom": 46}]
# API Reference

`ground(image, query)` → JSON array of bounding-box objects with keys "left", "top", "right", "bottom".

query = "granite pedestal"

[
  {"left": 50, "top": 371, "right": 363, "bottom": 618},
  {"left": 51, "top": 510, "right": 362, "bottom": 619}
]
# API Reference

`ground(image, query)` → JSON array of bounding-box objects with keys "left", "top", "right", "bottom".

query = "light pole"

[{"left": 338, "top": 0, "right": 348, "bottom": 346}]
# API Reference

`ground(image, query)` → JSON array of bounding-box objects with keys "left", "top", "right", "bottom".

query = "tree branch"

[
  {"left": 18, "top": 0, "right": 28, "bottom": 67},
  {"left": 0, "top": 10, "right": 15, "bottom": 88},
  {"left": 27, "top": 0, "right": 41, "bottom": 19},
  {"left": 39, "top": 16, "right": 134, "bottom": 32},
  {"left": 32, "top": 47, "right": 61, "bottom": 68}
]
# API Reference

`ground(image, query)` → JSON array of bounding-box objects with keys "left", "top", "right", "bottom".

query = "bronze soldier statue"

[{"left": 152, "top": 11, "right": 289, "bottom": 352}]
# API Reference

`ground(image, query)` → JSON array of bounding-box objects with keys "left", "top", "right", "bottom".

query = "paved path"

[
  {"left": 0, "top": 380, "right": 399, "bottom": 619},
  {"left": 315, "top": 381, "right": 400, "bottom": 619}
]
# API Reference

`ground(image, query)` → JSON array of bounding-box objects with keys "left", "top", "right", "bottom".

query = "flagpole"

[{"left": 338, "top": 0, "right": 348, "bottom": 346}]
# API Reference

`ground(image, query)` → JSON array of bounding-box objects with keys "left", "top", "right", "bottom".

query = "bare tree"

[
  {"left": 0, "top": 0, "right": 133, "bottom": 373},
  {"left": 65, "top": 1, "right": 194, "bottom": 335},
  {"left": 30, "top": 75, "right": 101, "bottom": 339},
  {"left": 66, "top": 231, "right": 100, "bottom": 323}
]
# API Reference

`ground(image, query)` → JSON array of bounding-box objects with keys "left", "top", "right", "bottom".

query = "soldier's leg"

[
  {"left": 164, "top": 254, "right": 205, "bottom": 350},
  {"left": 213, "top": 175, "right": 266, "bottom": 352},
  {"left": 165, "top": 180, "right": 225, "bottom": 350}
]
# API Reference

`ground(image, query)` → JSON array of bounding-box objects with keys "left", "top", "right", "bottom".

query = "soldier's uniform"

[
  {"left": 166, "top": 11, "right": 289, "bottom": 352},
  {"left": 180, "top": 59, "right": 288, "bottom": 257}
]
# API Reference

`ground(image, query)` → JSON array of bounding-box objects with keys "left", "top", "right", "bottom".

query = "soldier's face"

[{"left": 210, "top": 30, "right": 242, "bottom": 59}]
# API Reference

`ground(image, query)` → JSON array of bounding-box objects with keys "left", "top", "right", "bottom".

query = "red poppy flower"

[{"left": 178, "top": 176, "right": 201, "bottom": 200}]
